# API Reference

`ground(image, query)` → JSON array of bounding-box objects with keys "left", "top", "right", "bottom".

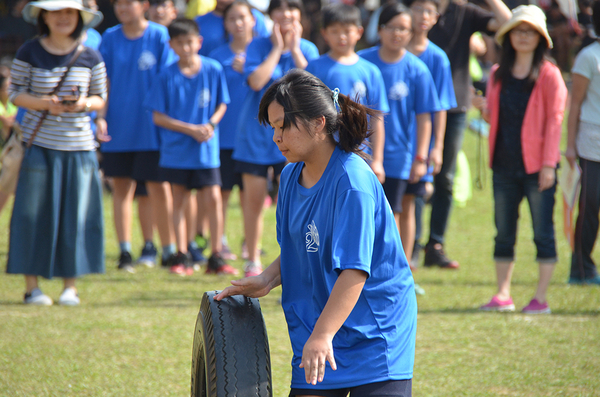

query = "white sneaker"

[
  {"left": 24, "top": 288, "right": 53, "bottom": 306},
  {"left": 58, "top": 288, "right": 80, "bottom": 306},
  {"left": 243, "top": 261, "right": 263, "bottom": 277}
]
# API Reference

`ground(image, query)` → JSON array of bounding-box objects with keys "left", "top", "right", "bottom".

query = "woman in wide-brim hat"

[
  {"left": 473, "top": 5, "right": 567, "bottom": 314},
  {"left": 6, "top": 0, "right": 107, "bottom": 306}
]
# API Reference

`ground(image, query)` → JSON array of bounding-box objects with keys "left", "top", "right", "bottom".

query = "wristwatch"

[
  {"left": 84, "top": 100, "right": 92, "bottom": 113},
  {"left": 208, "top": 121, "right": 217, "bottom": 130}
]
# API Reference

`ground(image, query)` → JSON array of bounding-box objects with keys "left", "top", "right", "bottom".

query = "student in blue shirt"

[
  {"left": 232, "top": 0, "right": 319, "bottom": 278},
  {"left": 307, "top": 3, "right": 388, "bottom": 184},
  {"left": 216, "top": 69, "right": 417, "bottom": 397},
  {"left": 406, "top": 0, "right": 458, "bottom": 269},
  {"left": 359, "top": 3, "right": 441, "bottom": 297},
  {"left": 209, "top": 0, "right": 257, "bottom": 261},
  {"left": 98, "top": 0, "right": 178, "bottom": 273},
  {"left": 195, "top": 0, "right": 269, "bottom": 56},
  {"left": 145, "top": 18, "right": 238, "bottom": 276}
]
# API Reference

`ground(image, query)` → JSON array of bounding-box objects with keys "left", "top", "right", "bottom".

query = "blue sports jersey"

[
  {"left": 359, "top": 47, "right": 441, "bottom": 180},
  {"left": 195, "top": 9, "right": 270, "bottom": 56},
  {"left": 305, "top": 54, "right": 390, "bottom": 113},
  {"left": 144, "top": 57, "right": 230, "bottom": 169},
  {"left": 99, "top": 22, "right": 177, "bottom": 152},
  {"left": 415, "top": 42, "right": 457, "bottom": 182},
  {"left": 209, "top": 44, "right": 250, "bottom": 150},
  {"left": 232, "top": 37, "right": 319, "bottom": 165},
  {"left": 277, "top": 146, "right": 417, "bottom": 389}
]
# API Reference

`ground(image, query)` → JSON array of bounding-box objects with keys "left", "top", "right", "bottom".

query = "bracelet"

[{"left": 414, "top": 154, "right": 428, "bottom": 164}]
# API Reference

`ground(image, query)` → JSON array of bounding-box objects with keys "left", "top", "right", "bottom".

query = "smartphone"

[{"left": 62, "top": 86, "right": 80, "bottom": 105}]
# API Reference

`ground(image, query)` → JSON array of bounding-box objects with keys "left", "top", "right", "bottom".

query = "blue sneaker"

[
  {"left": 137, "top": 242, "right": 157, "bottom": 267},
  {"left": 188, "top": 243, "right": 207, "bottom": 266}
]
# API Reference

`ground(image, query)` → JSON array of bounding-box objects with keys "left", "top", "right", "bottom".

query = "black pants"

[{"left": 570, "top": 158, "right": 600, "bottom": 279}]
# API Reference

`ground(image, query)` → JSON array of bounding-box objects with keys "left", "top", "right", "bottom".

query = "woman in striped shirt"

[{"left": 7, "top": 0, "right": 107, "bottom": 306}]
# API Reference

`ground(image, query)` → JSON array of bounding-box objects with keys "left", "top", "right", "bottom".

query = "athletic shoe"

[
  {"left": 136, "top": 242, "right": 157, "bottom": 267},
  {"left": 568, "top": 276, "right": 600, "bottom": 285},
  {"left": 205, "top": 253, "right": 240, "bottom": 275},
  {"left": 243, "top": 260, "right": 263, "bottom": 277},
  {"left": 117, "top": 251, "right": 135, "bottom": 273},
  {"left": 410, "top": 242, "right": 422, "bottom": 270},
  {"left": 414, "top": 283, "right": 426, "bottom": 296},
  {"left": 24, "top": 288, "right": 53, "bottom": 306},
  {"left": 220, "top": 243, "right": 238, "bottom": 261},
  {"left": 188, "top": 243, "right": 207, "bottom": 265},
  {"left": 169, "top": 252, "right": 190, "bottom": 276},
  {"left": 423, "top": 243, "right": 459, "bottom": 269},
  {"left": 58, "top": 287, "right": 80, "bottom": 306},
  {"left": 522, "top": 299, "right": 551, "bottom": 314},
  {"left": 479, "top": 296, "right": 515, "bottom": 312}
]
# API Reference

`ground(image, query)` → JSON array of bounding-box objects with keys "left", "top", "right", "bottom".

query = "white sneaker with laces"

[
  {"left": 24, "top": 288, "right": 53, "bottom": 306},
  {"left": 58, "top": 288, "right": 80, "bottom": 306}
]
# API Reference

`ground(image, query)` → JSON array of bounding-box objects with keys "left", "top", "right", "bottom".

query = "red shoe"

[
  {"left": 205, "top": 264, "right": 239, "bottom": 275},
  {"left": 184, "top": 266, "right": 194, "bottom": 276},
  {"left": 170, "top": 264, "right": 186, "bottom": 275}
]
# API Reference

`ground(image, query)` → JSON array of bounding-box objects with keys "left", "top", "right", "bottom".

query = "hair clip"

[{"left": 332, "top": 88, "right": 340, "bottom": 111}]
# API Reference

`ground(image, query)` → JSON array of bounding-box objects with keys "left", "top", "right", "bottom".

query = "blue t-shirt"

[
  {"left": 209, "top": 44, "right": 250, "bottom": 150},
  {"left": 99, "top": 22, "right": 177, "bottom": 152},
  {"left": 144, "top": 57, "right": 230, "bottom": 169},
  {"left": 305, "top": 54, "right": 390, "bottom": 113},
  {"left": 195, "top": 9, "right": 270, "bottom": 56},
  {"left": 415, "top": 42, "right": 457, "bottom": 182},
  {"left": 277, "top": 146, "right": 417, "bottom": 389},
  {"left": 359, "top": 47, "right": 441, "bottom": 180},
  {"left": 84, "top": 28, "right": 102, "bottom": 50},
  {"left": 232, "top": 37, "right": 319, "bottom": 165}
]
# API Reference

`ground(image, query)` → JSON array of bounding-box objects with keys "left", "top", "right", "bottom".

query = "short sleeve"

[
  {"left": 430, "top": 54, "right": 457, "bottom": 110},
  {"left": 414, "top": 66, "right": 441, "bottom": 115},
  {"left": 158, "top": 31, "right": 177, "bottom": 73},
  {"left": 144, "top": 74, "right": 167, "bottom": 114},
  {"left": 89, "top": 62, "right": 108, "bottom": 101},
  {"left": 216, "top": 65, "right": 230, "bottom": 106},
  {"left": 331, "top": 189, "right": 376, "bottom": 276},
  {"left": 572, "top": 49, "right": 595, "bottom": 80},
  {"left": 8, "top": 58, "right": 31, "bottom": 103}
]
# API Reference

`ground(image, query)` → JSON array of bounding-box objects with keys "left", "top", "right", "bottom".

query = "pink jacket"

[{"left": 486, "top": 61, "right": 567, "bottom": 174}]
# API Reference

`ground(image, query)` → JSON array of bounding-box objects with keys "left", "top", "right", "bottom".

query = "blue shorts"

[
  {"left": 235, "top": 160, "right": 286, "bottom": 179},
  {"left": 101, "top": 151, "right": 162, "bottom": 182},
  {"left": 159, "top": 167, "right": 221, "bottom": 190},
  {"left": 383, "top": 178, "right": 427, "bottom": 213},
  {"left": 220, "top": 149, "right": 243, "bottom": 191},
  {"left": 290, "top": 379, "right": 412, "bottom": 397}
]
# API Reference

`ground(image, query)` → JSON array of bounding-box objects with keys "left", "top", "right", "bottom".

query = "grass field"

[{"left": 1, "top": 126, "right": 599, "bottom": 397}]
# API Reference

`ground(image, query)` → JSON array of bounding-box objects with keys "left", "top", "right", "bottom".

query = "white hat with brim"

[
  {"left": 495, "top": 5, "right": 553, "bottom": 49},
  {"left": 23, "top": 0, "right": 103, "bottom": 30}
]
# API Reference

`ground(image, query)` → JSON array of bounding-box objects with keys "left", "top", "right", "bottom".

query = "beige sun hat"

[
  {"left": 495, "top": 5, "right": 553, "bottom": 49},
  {"left": 22, "top": 0, "right": 103, "bottom": 29}
]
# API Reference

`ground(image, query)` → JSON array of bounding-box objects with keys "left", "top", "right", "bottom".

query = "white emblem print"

[
  {"left": 389, "top": 81, "right": 409, "bottom": 100},
  {"left": 305, "top": 220, "right": 319, "bottom": 253},
  {"left": 198, "top": 88, "right": 211, "bottom": 108},
  {"left": 138, "top": 51, "right": 157, "bottom": 71},
  {"left": 350, "top": 81, "right": 367, "bottom": 101}
]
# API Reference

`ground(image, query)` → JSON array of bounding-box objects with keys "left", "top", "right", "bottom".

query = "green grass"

[{"left": 1, "top": 126, "right": 599, "bottom": 396}]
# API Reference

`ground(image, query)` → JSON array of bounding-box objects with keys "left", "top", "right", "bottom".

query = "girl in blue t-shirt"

[
  {"left": 209, "top": 0, "right": 257, "bottom": 261},
  {"left": 232, "top": 0, "right": 319, "bottom": 278},
  {"left": 216, "top": 69, "right": 417, "bottom": 397}
]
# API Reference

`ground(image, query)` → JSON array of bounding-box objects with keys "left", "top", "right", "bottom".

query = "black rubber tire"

[{"left": 191, "top": 291, "right": 273, "bottom": 397}]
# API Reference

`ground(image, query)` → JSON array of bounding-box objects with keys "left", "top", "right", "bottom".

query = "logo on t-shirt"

[
  {"left": 198, "top": 89, "right": 211, "bottom": 108},
  {"left": 138, "top": 51, "right": 157, "bottom": 71},
  {"left": 305, "top": 220, "right": 319, "bottom": 253},
  {"left": 350, "top": 81, "right": 367, "bottom": 101},
  {"left": 389, "top": 81, "right": 409, "bottom": 101}
]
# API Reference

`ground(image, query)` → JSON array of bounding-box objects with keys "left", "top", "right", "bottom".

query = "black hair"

[
  {"left": 167, "top": 17, "right": 200, "bottom": 39},
  {"left": 378, "top": 3, "right": 411, "bottom": 27},
  {"left": 148, "top": 0, "right": 173, "bottom": 5},
  {"left": 494, "top": 27, "right": 549, "bottom": 89},
  {"left": 222, "top": 0, "right": 255, "bottom": 22},
  {"left": 593, "top": 0, "right": 600, "bottom": 39},
  {"left": 37, "top": 10, "right": 84, "bottom": 39},
  {"left": 404, "top": 0, "right": 441, "bottom": 10},
  {"left": 267, "top": 0, "right": 303, "bottom": 17},
  {"left": 258, "top": 69, "right": 381, "bottom": 160},
  {"left": 321, "top": 3, "right": 362, "bottom": 28}
]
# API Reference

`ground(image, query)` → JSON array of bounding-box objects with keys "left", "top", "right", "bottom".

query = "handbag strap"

[{"left": 27, "top": 43, "right": 85, "bottom": 148}]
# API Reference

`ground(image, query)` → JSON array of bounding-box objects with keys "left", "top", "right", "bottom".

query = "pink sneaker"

[
  {"left": 243, "top": 261, "right": 263, "bottom": 277},
  {"left": 479, "top": 296, "right": 515, "bottom": 312},
  {"left": 522, "top": 299, "right": 551, "bottom": 314}
]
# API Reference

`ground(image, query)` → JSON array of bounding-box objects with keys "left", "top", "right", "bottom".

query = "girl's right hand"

[
  {"left": 214, "top": 274, "right": 272, "bottom": 300},
  {"left": 271, "top": 23, "right": 284, "bottom": 50},
  {"left": 48, "top": 96, "right": 68, "bottom": 115},
  {"left": 232, "top": 53, "right": 246, "bottom": 73},
  {"left": 565, "top": 145, "right": 577, "bottom": 169}
]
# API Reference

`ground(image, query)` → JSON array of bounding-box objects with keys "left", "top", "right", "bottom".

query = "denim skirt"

[{"left": 6, "top": 145, "right": 105, "bottom": 279}]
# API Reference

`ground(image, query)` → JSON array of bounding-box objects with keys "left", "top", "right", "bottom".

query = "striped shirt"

[{"left": 9, "top": 39, "right": 107, "bottom": 151}]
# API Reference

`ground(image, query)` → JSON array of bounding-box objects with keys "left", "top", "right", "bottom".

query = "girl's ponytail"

[{"left": 336, "top": 92, "right": 380, "bottom": 159}]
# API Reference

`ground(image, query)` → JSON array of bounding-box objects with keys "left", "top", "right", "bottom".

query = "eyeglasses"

[
  {"left": 410, "top": 6, "right": 439, "bottom": 17},
  {"left": 380, "top": 24, "right": 412, "bottom": 34},
  {"left": 510, "top": 28, "right": 539, "bottom": 38}
]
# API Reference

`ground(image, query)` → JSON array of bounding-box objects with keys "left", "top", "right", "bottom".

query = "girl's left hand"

[
  {"left": 63, "top": 96, "right": 88, "bottom": 113},
  {"left": 285, "top": 20, "right": 303, "bottom": 50},
  {"left": 538, "top": 166, "right": 555, "bottom": 192},
  {"left": 299, "top": 333, "right": 337, "bottom": 385}
]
